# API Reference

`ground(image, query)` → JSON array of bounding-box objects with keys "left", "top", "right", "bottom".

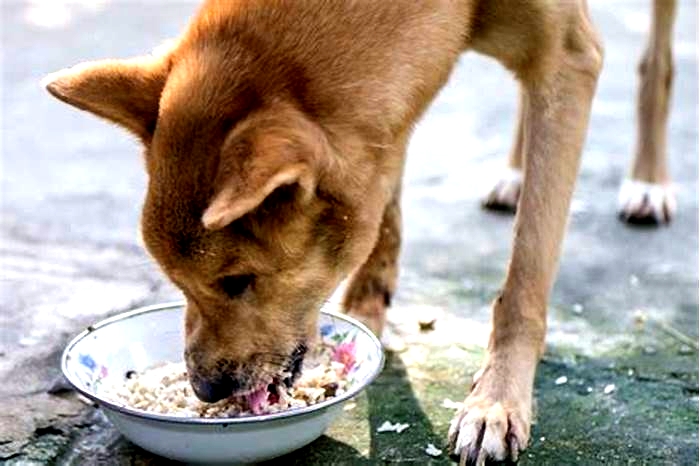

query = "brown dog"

[
  {"left": 484, "top": 0, "right": 678, "bottom": 225},
  {"left": 45, "top": 0, "right": 604, "bottom": 462}
]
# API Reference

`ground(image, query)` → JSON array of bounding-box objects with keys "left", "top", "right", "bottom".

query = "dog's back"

[{"left": 184, "top": 0, "right": 470, "bottom": 142}]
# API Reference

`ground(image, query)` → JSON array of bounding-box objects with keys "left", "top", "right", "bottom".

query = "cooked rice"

[{"left": 101, "top": 343, "right": 353, "bottom": 417}]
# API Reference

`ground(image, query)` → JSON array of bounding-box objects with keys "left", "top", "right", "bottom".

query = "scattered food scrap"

[
  {"left": 417, "top": 306, "right": 439, "bottom": 332},
  {"left": 441, "top": 398, "right": 463, "bottom": 410},
  {"left": 554, "top": 376, "right": 568, "bottom": 385},
  {"left": 425, "top": 443, "right": 442, "bottom": 457},
  {"left": 377, "top": 420, "right": 410, "bottom": 433},
  {"left": 343, "top": 401, "right": 357, "bottom": 411},
  {"left": 633, "top": 309, "right": 647, "bottom": 329},
  {"left": 418, "top": 317, "right": 437, "bottom": 332},
  {"left": 603, "top": 384, "right": 616, "bottom": 395},
  {"left": 572, "top": 303, "right": 583, "bottom": 314}
]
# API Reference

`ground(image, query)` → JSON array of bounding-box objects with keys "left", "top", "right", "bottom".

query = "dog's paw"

[
  {"left": 447, "top": 368, "right": 531, "bottom": 465},
  {"left": 482, "top": 168, "right": 522, "bottom": 213},
  {"left": 343, "top": 285, "right": 389, "bottom": 338},
  {"left": 618, "top": 179, "right": 676, "bottom": 225}
]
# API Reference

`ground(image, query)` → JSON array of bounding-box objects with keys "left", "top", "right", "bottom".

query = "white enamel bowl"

[{"left": 62, "top": 302, "right": 384, "bottom": 464}]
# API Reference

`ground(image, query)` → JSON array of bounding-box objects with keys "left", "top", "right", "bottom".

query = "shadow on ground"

[{"left": 268, "top": 352, "right": 443, "bottom": 465}]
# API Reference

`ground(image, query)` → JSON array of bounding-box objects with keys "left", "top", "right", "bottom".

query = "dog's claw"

[
  {"left": 483, "top": 168, "right": 522, "bottom": 212},
  {"left": 506, "top": 416, "right": 523, "bottom": 462},
  {"left": 460, "top": 445, "right": 484, "bottom": 466},
  {"left": 465, "top": 423, "right": 487, "bottom": 466},
  {"left": 618, "top": 178, "right": 676, "bottom": 225},
  {"left": 450, "top": 432, "right": 485, "bottom": 466}
]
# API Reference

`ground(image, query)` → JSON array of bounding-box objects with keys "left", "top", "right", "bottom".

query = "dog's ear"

[
  {"left": 42, "top": 46, "right": 172, "bottom": 142},
  {"left": 202, "top": 109, "right": 325, "bottom": 230},
  {"left": 202, "top": 161, "right": 315, "bottom": 230}
]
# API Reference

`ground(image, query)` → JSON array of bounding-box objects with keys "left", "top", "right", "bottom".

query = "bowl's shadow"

[{"left": 266, "top": 350, "right": 442, "bottom": 465}]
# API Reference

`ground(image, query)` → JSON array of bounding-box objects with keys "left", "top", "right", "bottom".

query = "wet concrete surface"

[{"left": 1, "top": 0, "right": 697, "bottom": 464}]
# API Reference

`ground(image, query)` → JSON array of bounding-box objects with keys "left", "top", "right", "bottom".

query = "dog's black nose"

[{"left": 190, "top": 374, "right": 242, "bottom": 403}]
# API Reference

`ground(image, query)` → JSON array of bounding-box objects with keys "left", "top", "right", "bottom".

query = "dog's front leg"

[
  {"left": 342, "top": 186, "right": 401, "bottom": 338},
  {"left": 449, "top": 7, "right": 603, "bottom": 464}
]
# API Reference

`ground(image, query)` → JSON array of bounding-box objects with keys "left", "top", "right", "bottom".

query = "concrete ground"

[{"left": 1, "top": 1, "right": 697, "bottom": 464}]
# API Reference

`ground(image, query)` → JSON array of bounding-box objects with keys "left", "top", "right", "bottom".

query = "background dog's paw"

[
  {"left": 482, "top": 168, "right": 522, "bottom": 213},
  {"left": 618, "top": 179, "right": 676, "bottom": 225}
]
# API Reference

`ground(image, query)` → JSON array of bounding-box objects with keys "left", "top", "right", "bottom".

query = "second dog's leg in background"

[
  {"left": 483, "top": 87, "right": 525, "bottom": 212},
  {"left": 343, "top": 187, "right": 401, "bottom": 338},
  {"left": 619, "top": 0, "right": 677, "bottom": 224}
]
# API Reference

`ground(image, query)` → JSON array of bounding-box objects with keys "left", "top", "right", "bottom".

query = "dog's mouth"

[
  {"left": 232, "top": 343, "right": 308, "bottom": 414},
  {"left": 190, "top": 343, "right": 308, "bottom": 414},
  {"left": 260, "top": 343, "right": 307, "bottom": 407}
]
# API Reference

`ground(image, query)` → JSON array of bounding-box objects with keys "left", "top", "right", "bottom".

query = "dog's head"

[{"left": 44, "top": 39, "right": 389, "bottom": 402}]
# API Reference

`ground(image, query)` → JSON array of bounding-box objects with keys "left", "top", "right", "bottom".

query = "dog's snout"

[
  {"left": 190, "top": 373, "right": 241, "bottom": 403},
  {"left": 185, "top": 350, "right": 245, "bottom": 402},
  {"left": 188, "top": 364, "right": 251, "bottom": 403}
]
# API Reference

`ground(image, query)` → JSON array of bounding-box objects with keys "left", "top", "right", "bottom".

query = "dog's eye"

[{"left": 219, "top": 274, "right": 255, "bottom": 299}]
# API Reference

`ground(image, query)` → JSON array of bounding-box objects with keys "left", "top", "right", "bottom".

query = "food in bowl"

[{"left": 102, "top": 340, "right": 357, "bottom": 417}]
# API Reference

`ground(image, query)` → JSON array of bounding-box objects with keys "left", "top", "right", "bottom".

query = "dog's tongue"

[{"left": 245, "top": 385, "right": 271, "bottom": 415}]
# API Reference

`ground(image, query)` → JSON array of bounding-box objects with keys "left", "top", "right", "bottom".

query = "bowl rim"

[{"left": 61, "top": 301, "right": 385, "bottom": 425}]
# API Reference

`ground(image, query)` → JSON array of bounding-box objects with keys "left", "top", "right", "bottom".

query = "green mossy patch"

[{"left": 274, "top": 336, "right": 697, "bottom": 465}]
